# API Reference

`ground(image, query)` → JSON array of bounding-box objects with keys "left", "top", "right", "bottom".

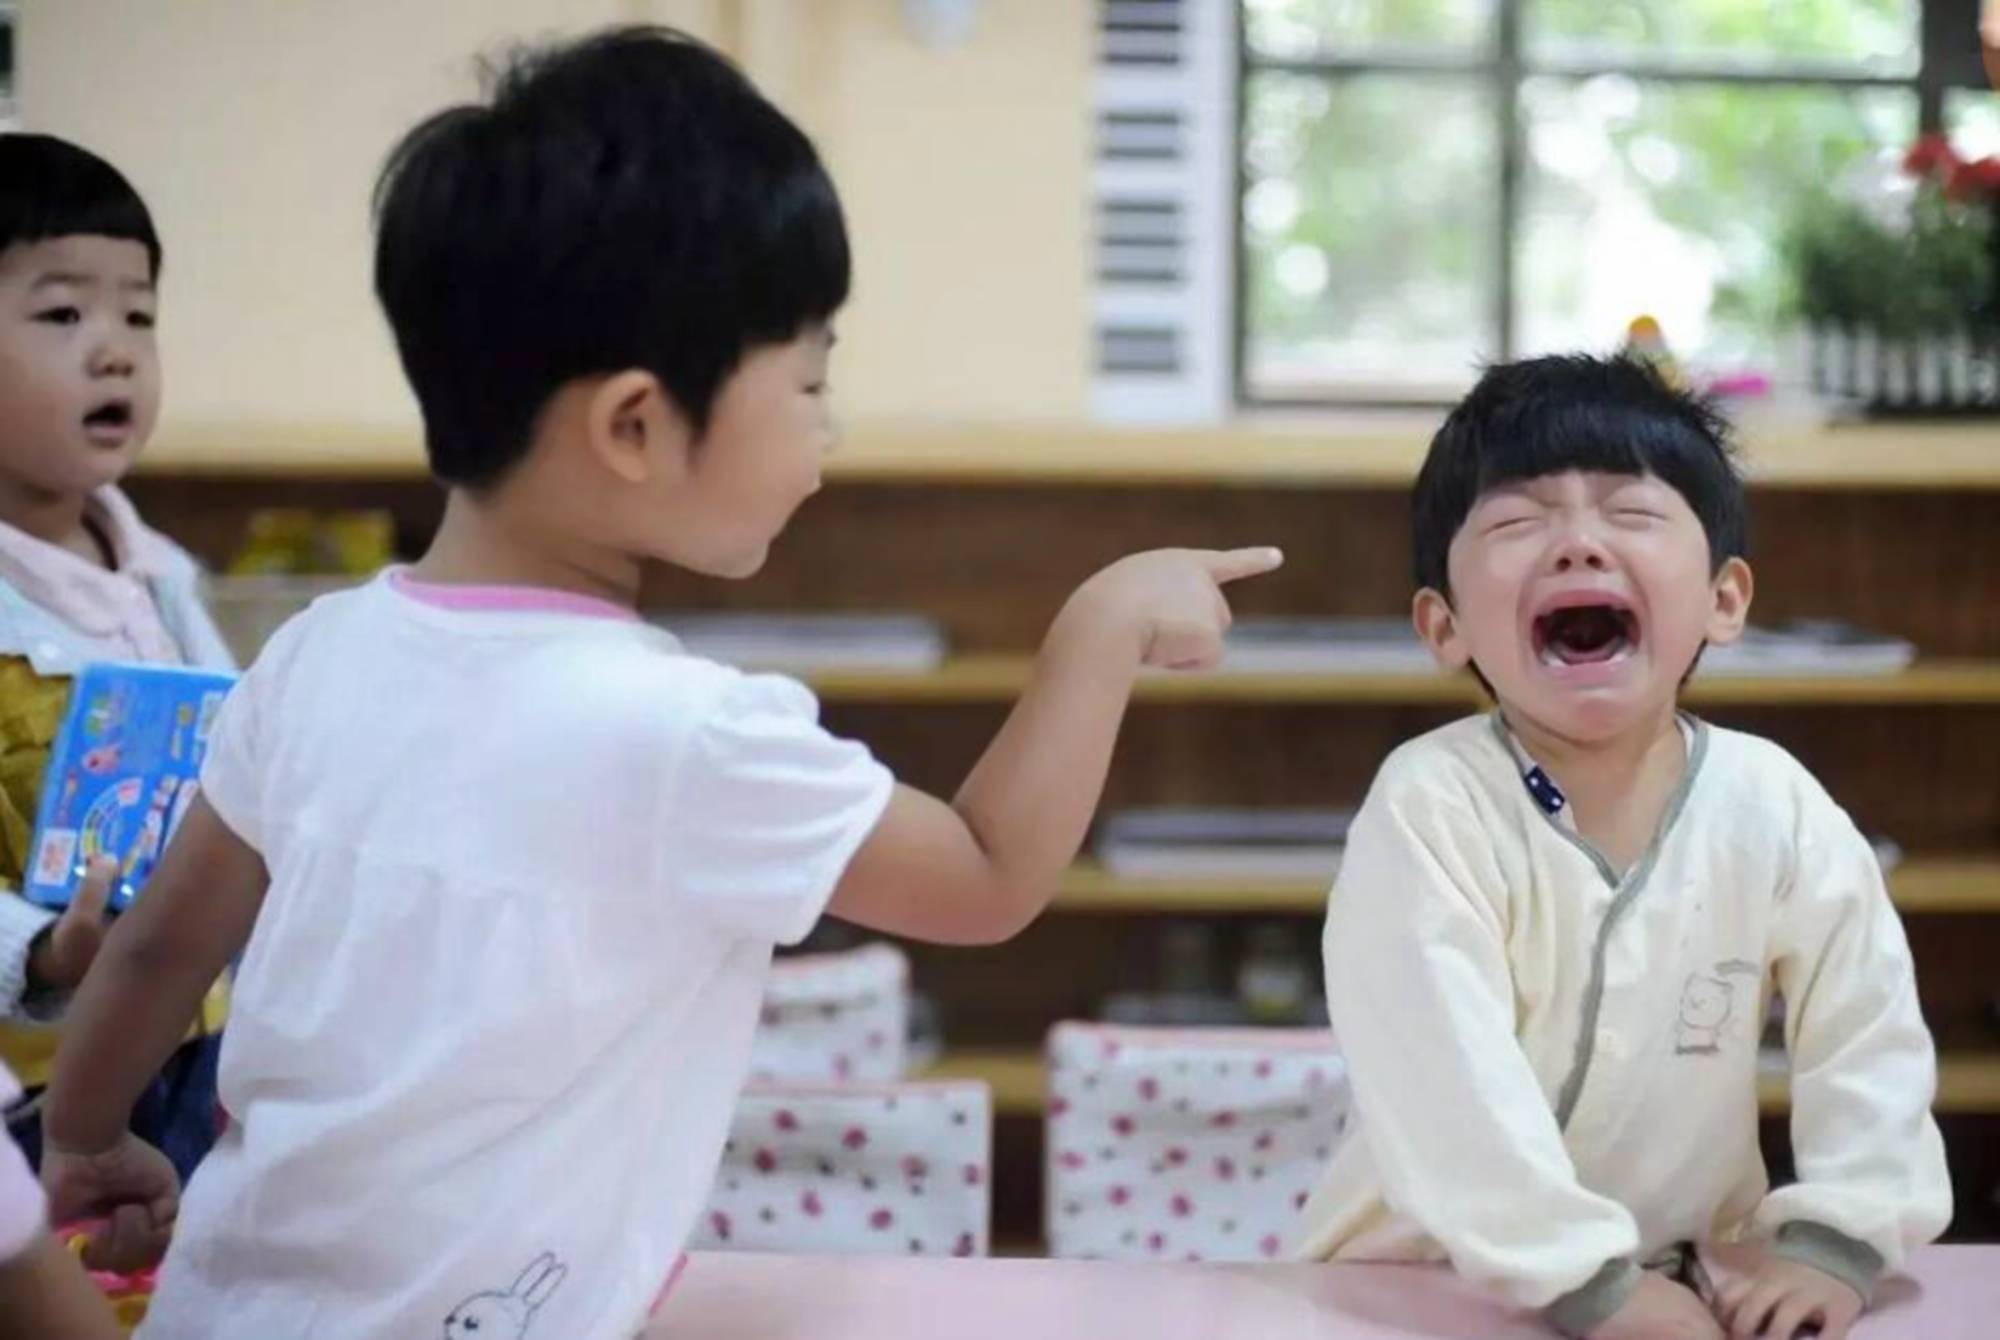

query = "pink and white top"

[
  {"left": 140, "top": 571, "right": 895, "bottom": 1340},
  {"left": 0, "top": 1061, "right": 45, "bottom": 1261}
]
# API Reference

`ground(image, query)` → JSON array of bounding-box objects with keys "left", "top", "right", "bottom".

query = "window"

[
  {"left": 0, "top": 5, "right": 14, "bottom": 130},
  {"left": 1238, "top": 0, "right": 1989, "bottom": 405}
]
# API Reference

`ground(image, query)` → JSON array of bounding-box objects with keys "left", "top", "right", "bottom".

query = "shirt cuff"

[
  {"left": 1770, "top": 1220, "right": 1883, "bottom": 1306},
  {"left": 1545, "top": 1258, "right": 1642, "bottom": 1338},
  {"left": 0, "top": 895, "right": 58, "bottom": 1021}
]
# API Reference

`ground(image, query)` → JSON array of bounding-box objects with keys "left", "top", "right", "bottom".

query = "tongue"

[{"left": 1548, "top": 610, "right": 1626, "bottom": 665}]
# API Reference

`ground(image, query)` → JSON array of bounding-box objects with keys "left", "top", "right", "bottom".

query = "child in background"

[
  {"left": 1296, "top": 356, "right": 1949, "bottom": 1340},
  {"left": 0, "top": 135, "right": 233, "bottom": 1181},
  {"left": 1, "top": 1060, "right": 119, "bottom": 1340},
  {"left": 40, "top": 28, "right": 1281, "bottom": 1339}
]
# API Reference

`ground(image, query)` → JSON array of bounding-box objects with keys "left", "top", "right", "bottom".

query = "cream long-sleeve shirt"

[{"left": 1295, "top": 714, "right": 1951, "bottom": 1335}]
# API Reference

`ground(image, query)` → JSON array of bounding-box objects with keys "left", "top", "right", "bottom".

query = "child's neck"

[
  {"left": 410, "top": 489, "right": 643, "bottom": 611},
  {"left": 0, "top": 474, "right": 111, "bottom": 569},
  {"left": 1504, "top": 700, "right": 1688, "bottom": 876}
]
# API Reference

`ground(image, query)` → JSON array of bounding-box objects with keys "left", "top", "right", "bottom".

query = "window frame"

[{"left": 1231, "top": 0, "right": 1987, "bottom": 409}]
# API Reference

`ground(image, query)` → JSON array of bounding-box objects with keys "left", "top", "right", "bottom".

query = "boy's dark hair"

[
  {"left": 0, "top": 134, "right": 162, "bottom": 277},
  {"left": 1412, "top": 354, "right": 1746, "bottom": 596},
  {"left": 372, "top": 26, "right": 850, "bottom": 488}
]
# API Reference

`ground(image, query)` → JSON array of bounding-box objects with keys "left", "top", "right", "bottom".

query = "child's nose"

[
  {"left": 1548, "top": 524, "right": 1612, "bottom": 574},
  {"left": 88, "top": 339, "right": 137, "bottom": 379}
]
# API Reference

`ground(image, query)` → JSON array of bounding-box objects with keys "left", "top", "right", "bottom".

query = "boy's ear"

[
  {"left": 1705, "top": 557, "right": 1754, "bottom": 647},
  {"left": 582, "top": 369, "right": 691, "bottom": 485},
  {"left": 1413, "top": 587, "right": 1471, "bottom": 670}
]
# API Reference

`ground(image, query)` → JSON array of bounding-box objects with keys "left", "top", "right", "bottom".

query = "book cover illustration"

[{"left": 25, "top": 663, "right": 237, "bottom": 912}]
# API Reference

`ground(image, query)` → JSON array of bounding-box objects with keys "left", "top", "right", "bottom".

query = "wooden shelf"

[
  {"left": 1055, "top": 857, "right": 2000, "bottom": 916},
  {"left": 805, "top": 657, "right": 2000, "bottom": 707},
  {"left": 140, "top": 417, "right": 2000, "bottom": 490},
  {"left": 924, "top": 1048, "right": 2000, "bottom": 1118}
]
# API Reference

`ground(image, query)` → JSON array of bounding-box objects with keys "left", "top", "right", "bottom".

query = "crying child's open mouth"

[{"left": 1534, "top": 604, "right": 1639, "bottom": 668}]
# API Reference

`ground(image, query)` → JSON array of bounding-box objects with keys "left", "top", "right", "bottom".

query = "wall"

[{"left": 17, "top": 0, "right": 1090, "bottom": 459}]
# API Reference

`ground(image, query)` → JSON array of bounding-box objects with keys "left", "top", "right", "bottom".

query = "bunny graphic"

[{"left": 442, "top": 1252, "right": 568, "bottom": 1338}]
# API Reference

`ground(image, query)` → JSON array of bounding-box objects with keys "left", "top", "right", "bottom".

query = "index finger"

[
  {"left": 63, "top": 856, "right": 117, "bottom": 925},
  {"left": 1202, "top": 547, "right": 1285, "bottom": 584}
]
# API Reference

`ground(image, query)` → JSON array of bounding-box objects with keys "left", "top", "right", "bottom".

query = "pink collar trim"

[{"left": 387, "top": 568, "right": 640, "bottom": 623}]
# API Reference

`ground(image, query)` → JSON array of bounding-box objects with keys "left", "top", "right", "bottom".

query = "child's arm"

[
  {"left": 5, "top": 862, "right": 117, "bottom": 1019},
  {"left": 38, "top": 800, "right": 267, "bottom": 1268},
  {"left": 1308, "top": 779, "right": 1654, "bottom": 1339},
  {"left": 1732, "top": 798, "right": 1952, "bottom": 1335},
  {"left": 2, "top": 1063, "right": 120, "bottom": 1340},
  {"left": 0, "top": 1235, "right": 124, "bottom": 1340},
  {"left": 826, "top": 547, "right": 1280, "bottom": 945}
]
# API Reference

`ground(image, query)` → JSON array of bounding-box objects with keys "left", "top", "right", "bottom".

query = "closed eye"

[{"left": 1482, "top": 515, "right": 1539, "bottom": 536}]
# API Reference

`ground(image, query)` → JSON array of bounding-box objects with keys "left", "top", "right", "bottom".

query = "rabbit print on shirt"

[{"left": 442, "top": 1252, "right": 569, "bottom": 1338}]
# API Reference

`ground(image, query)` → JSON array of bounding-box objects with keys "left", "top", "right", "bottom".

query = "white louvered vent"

[{"left": 1090, "top": 0, "right": 1234, "bottom": 424}]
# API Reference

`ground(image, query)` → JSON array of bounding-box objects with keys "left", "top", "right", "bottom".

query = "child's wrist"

[
  {"left": 22, "top": 925, "right": 59, "bottom": 992},
  {"left": 1050, "top": 581, "right": 1146, "bottom": 664}
]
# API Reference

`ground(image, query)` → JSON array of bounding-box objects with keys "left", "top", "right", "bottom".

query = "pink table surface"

[{"left": 646, "top": 1246, "right": 1997, "bottom": 1339}]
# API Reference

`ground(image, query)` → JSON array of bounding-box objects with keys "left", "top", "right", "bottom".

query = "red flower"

[
  {"left": 752, "top": 1148, "right": 777, "bottom": 1175},
  {"left": 773, "top": 1110, "right": 798, "bottom": 1132},
  {"left": 964, "top": 1164, "right": 985, "bottom": 1187},
  {"left": 1109, "top": 1185, "right": 1131, "bottom": 1206},
  {"left": 1138, "top": 1078, "right": 1160, "bottom": 1102},
  {"left": 801, "top": 1190, "right": 824, "bottom": 1217},
  {"left": 1111, "top": 1115, "right": 1136, "bottom": 1137},
  {"left": 954, "top": 1233, "right": 976, "bottom": 1258},
  {"left": 1260, "top": 1235, "right": 1282, "bottom": 1258},
  {"left": 1949, "top": 156, "right": 2000, "bottom": 202},
  {"left": 709, "top": 1212, "right": 732, "bottom": 1242},
  {"left": 1170, "top": 1194, "right": 1194, "bottom": 1218},
  {"left": 842, "top": 1127, "right": 869, "bottom": 1151},
  {"left": 870, "top": 1208, "right": 895, "bottom": 1231},
  {"left": 902, "top": 1156, "right": 930, "bottom": 1180},
  {"left": 1905, "top": 132, "right": 1960, "bottom": 180}
]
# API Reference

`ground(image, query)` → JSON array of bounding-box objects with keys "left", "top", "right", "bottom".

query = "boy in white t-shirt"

[
  {"left": 34, "top": 28, "right": 1281, "bottom": 1339},
  {"left": 1295, "top": 356, "right": 1950, "bottom": 1340}
]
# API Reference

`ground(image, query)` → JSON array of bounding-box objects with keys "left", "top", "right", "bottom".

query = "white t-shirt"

[{"left": 138, "top": 574, "right": 893, "bottom": 1340}]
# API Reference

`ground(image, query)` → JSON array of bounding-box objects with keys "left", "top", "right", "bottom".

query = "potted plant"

[{"left": 1786, "top": 133, "right": 2000, "bottom": 414}]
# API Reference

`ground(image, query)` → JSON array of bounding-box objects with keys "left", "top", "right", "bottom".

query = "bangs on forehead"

[
  {"left": 1467, "top": 398, "right": 1707, "bottom": 495},
  {"left": 1410, "top": 355, "right": 1747, "bottom": 594}
]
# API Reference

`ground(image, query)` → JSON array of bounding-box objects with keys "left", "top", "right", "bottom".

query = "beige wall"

[{"left": 18, "top": 0, "right": 1089, "bottom": 460}]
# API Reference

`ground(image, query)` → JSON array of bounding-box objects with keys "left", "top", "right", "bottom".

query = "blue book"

[{"left": 24, "top": 662, "right": 238, "bottom": 912}]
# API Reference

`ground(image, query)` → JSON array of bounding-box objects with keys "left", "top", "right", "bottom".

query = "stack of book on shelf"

[
  {"left": 1698, "top": 621, "right": 1916, "bottom": 677},
  {"left": 1095, "top": 807, "right": 1352, "bottom": 882},
  {"left": 653, "top": 612, "right": 948, "bottom": 673},
  {"left": 1216, "top": 619, "right": 1434, "bottom": 674},
  {"left": 1210, "top": 617, "right": 1916, "bottom": 679}
]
